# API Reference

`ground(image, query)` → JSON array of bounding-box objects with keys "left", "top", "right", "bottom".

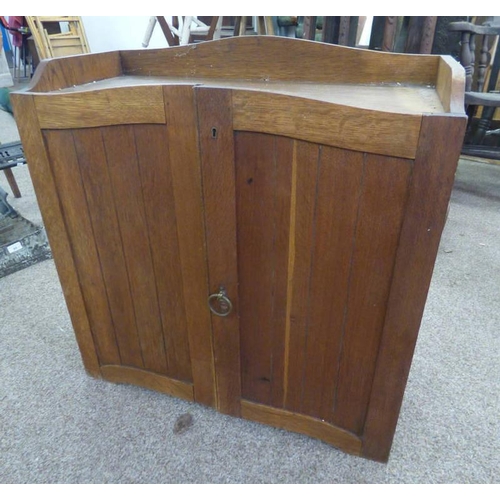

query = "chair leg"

[{"left": 3, "top": 168, "right": 21, "bottom": 198}]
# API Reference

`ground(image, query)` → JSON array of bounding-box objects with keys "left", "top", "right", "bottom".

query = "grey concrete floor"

[{"left": 0, "top": 105, "right": 499, "bottom": 483}]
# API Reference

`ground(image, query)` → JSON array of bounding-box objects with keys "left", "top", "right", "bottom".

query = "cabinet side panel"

[
  {"left": 362, "top": 115, "right": 467, "bottom": 462},
  {"left": 43, "top": 130, "right": 121, "bottom": 366},
  {"left": 100, "top": 125, "right": 169, "bottom": 375},
  {"left": 235, "top": 132, "right": 293, "bottom": 407},
  {"left": 72, "top": 128, "right": 144, "bottom": 369},
  {"left": 134, "top": 125, "right": 193, "bottom": 383},
  {"left": 332, "top": 154, "right": 412, "bottom": 435},
  {"left": 10, "top": 94, "right": 100, "bottom": 376}
]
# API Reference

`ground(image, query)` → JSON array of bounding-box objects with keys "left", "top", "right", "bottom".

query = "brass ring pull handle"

[{"left": 208, "top": 287, "right": 233, "bottom": 317}]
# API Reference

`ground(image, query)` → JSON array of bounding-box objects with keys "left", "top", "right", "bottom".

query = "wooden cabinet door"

[
  {"left": 32, "top": 86, "right": 217, "bottom": 407},
  {"left": 197, "top": 87, "right": 413, "bottom": 455}
]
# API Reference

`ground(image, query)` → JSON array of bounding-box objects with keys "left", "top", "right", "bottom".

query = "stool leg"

[{"left": 3, "top": 168, "right": 22, "bottom": 198}]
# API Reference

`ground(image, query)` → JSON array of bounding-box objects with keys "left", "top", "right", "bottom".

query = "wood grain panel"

[
  {"left": 101, "top": 125, "right": 168, "bottom": 375},
  {"left": 100, "top": 365, "right": 194, "bottom": 402},
  {"left": 235, "top": 132, "right": 293, "bottom": 407},
  {"left": 436, "top": 56, "right": 466, "bottom": 114},
  {"left": 29, "top": 50, "right": 122, "bottom": 93},
  {"left": 332, "top": 154, "right": 412, "bottom": 435},
  {"left": 283, "top": 140, "right": 321, "bottom": 413},
  {"left": 164, "top": 85, "right": 216, "bottom": 408},
  {"left": 362, "top": 115, "right": 467, "bottom": 462},
  {"left": 232, "top": 91, "right": 422, "bottom": 159},
  {"left": 34, "top": 86, "right": 165, "bottom": 129},
  {"left": 197, "top": 87, "right": 241, "bottom": 417},
  {"left": 120, "top": 36, "right": 440, "bottom": 86},
  {"left": 10, "top": 94, "right": 100, "bottom": 376},
  {"left": 72, "top": 128, "right": 144, "bottom": 369},
  {"left": 133, "top": 125, "right": 193, "bottom": 383},
  {"left": 300, "top": 147, "right": 365, "bottom": 420},
  {"left": 241, "top": 400, "right": 362, "bottom": 456},
  {"left": 44, "top": 130, "right": 120, "bottom": 366}
]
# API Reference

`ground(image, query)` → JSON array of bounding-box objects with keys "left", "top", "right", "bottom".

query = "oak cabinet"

[{"left": 12, "top": 37, "right": 466, "bottom": 462}]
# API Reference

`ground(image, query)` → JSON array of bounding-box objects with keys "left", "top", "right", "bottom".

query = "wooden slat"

[
  {"left": 100, "top": 365, "right": 194, "bottom": 401},
  {"left": 72, "top": 128, "right": 144, "bottom": 369},
  {"left": 300, "top": 147, "right": 365, "bottom": 421},
  {"left": 9, "top": 94, "right": 100, "bottom": 376},
  {"left": 197, "top": 87, "right": 241, "bottom": 417},
  {"left": 101, "top": 126, "right": 168, "bottom": 375},
  {"left": 44, "top": 130, "right": 120, "bottom": 366},
  {"left": 302, "top": 17, "right": 317, "bottom": 40},
  {"left": 235, "top": 132, "right": 293, "bottom": 407},
  {"left": 382, "top": 17, "right": 397, "bottom": 52},
  {"left": 34, "top": 87, "right": 165, "bottom": 129},
  {"left": 156, "top": 16, "right": 178, "bottom": 46},
  {"left": 119, "top": 36, "right": 440, "bottom": 86},
  {"left": 332, "top": 154, "right": 412, "bottom": 435},
  {"left": 420, "top": 17, "right": 438, "bottom": 54},
  {"left": 362, "top": 115, "right": 467, "bottom": 462},
  {"left": 283, "top": 140, "right": 321, "bottom": 412},
  {"left": 134, "top": 124, "right": 193, "bottom": 383},
  {"left": 241, "top": 400, "right": 362, "bottom": 456},
  {"left": 164, "top": 85, "right": 216, "bottom": 408},
  {"left": 232, "top": 91, "right": 422, "bottom": 159}
]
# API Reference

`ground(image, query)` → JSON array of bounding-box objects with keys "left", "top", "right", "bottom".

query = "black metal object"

[{"left": 0, "top": 141, "right": 26, "bottom": 171}]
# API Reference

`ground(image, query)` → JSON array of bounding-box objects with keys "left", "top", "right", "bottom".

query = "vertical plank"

[
  {"left": 134, "top": 124, "right": 193, "bottom": 383},
  {"left": 235, "top": 133, "right": 293, "bottom": 407},
  {"left": 164, "top": 85, "right": 216, "bottom": 408},
  {"left": 101, "top": 125, "right": 168, "bottom": 375},
  {"left": 197, "top": 87, "right": 241, "bottom": 417},
  {"left": 382, "top": 16, "right": 397, "bottom": 52},
  {"left": 283, "top": 140, "right": 320, "bottom": 413},
  {"left": 332, "top": 154, "right": 412, "bottom": 435},
  {"left": 362, "top": 115, "right": 466, "bottom": 462},
  {"left": 300, "top": 147, "right": 365, "bottom": 420},
  {"left": 10, "top": 94, "right": 100, "bottom": 376},
  {"left": 73, "top": 128, "right": 144, "bottom": 369},
  {"left": 44, "top": 130, "right": 120, "bottom": 366}
]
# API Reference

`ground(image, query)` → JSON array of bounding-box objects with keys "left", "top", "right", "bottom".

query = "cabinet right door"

[
  {"left": 233, "top": 131, "right": 413, "bottom": 438},
  {"left": 196, "top": 86, "right": 415, "bottom": 455}
]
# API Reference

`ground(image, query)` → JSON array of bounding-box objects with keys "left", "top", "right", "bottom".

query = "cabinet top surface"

[
  {"left": 18, "top": 36, "right": 466, "bottom": 115},
  {"left": 45, "top": 75, "right": 445, "bottom": 115}
]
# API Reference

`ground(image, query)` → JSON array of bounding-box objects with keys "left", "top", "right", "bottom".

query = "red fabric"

[{"left": 8, "top": 16, "right": 25, "bottom": 47}]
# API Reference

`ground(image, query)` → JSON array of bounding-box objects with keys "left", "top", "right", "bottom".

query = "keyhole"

[{"left": 211, "top": 127, "right": 218, "bottom": 139}]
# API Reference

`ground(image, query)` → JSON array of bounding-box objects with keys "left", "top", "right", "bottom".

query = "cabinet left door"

[{"left": 15, "top": 86, "right": 218, "bottom": 408}]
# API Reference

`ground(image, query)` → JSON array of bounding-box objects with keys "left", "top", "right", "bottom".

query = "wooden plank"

[
  {"left": 283, "top": 141, "right": 321, "bottom": 413},
  {"left": 100, "top": 365, "right": 194, "bottom": 401},
  {"left": 420, "top": 17, "right": 438, "bottom": 54},
  {"left": 436, "top": 56, "right": 466, "bottom": 114},
  {"left": 134, "top": 124, "right": 193, "bottom": 383},
  {"left": 303, "top": 17, "right": 317, "bottom": 40},
  {"left": 28, "top": 50, "right": 122, "bottom": 92},
  {"left": 34, "top": 87, "right": 165, "bottom": 129},
  {"left": 101, "top": 125, "right": 168, "bottom": 375},
  {"left": 235, "top": 132, "right": 293, "bottom": 407},
  {"left": 332, "top": 154, "right": 412, "bottom": 435},
  {"left": 156, "top": 16, "right": 178, "bottom": 46},
  {"left": 241, "top": 400, "right": 362, "bottom": 457},
  {"left": 362, "top": 115, "right": 467, "bottom": 462},
  {"left": 3, "top": 169, "right": 21, "bottom": 198},
  {"left": 382, "top": 17, "right": 397, "bottom": 52},
  {"left": 197, "top": 87, "right": 241, "bottom": 417},
  {"left": 300, "top": 147, "right": 365, "bottom": 421},
  {"left": 338, "top": 17, "right": 350, "bottom": 46},
  {"left": 72, "top": 128, "right": 144, "bottom": 369},
  {"left": 119, "top": 36, "right": 441, "bottom": 86},
  {"left": 9, "top": 94, "right": 100, "bottom": 376},
  {"left": 164, "top": 85, "right": 216, "bottom": 408},
  {"left": 232, "top": 91, "right": 422, "bottom": 159},
  {"left": 44, "top": 130, "right": 121, "bottom": 366}
]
